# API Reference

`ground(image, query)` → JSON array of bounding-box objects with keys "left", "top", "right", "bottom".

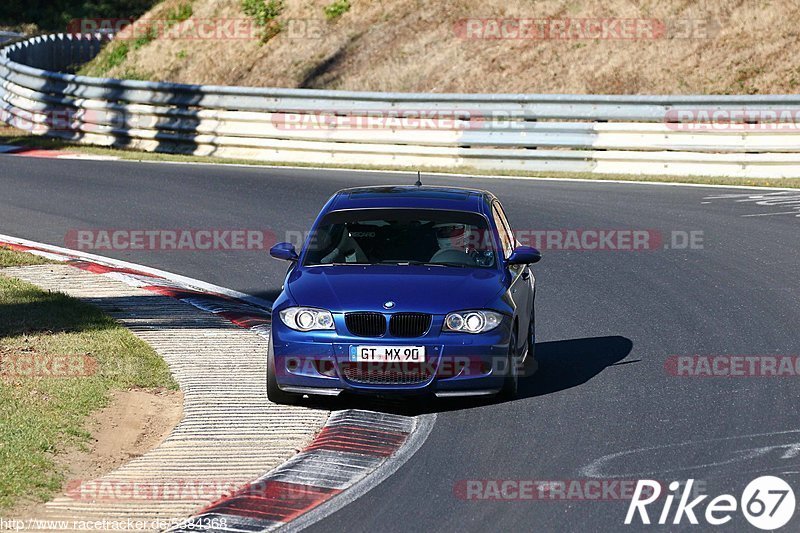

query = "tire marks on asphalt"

[{"left": 703, "top": 191, "right": 800, "bottom": 218}]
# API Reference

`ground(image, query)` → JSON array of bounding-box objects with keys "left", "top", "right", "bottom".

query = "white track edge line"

[
  {"left": 129, "top": 159, "right": 799, "bottom": 192},
  {"left": 0, "top": 233, "right": 273, "bottom": 310}
]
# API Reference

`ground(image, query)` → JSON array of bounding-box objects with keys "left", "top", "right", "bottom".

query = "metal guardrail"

[
  {"left": 0, "top": 31, "right": 25, "bottom": 46},
  {"left": 2, "top": 33, "right": 800, "bottom": 177}
]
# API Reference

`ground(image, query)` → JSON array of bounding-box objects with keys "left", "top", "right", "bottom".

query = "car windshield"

[{"left": 303, "top": 209, "right": 497, "bottom": 268}]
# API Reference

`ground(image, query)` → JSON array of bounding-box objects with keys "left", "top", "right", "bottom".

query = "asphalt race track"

[{"left": 1, "top": 156, "right": 799, "bottom": 531}]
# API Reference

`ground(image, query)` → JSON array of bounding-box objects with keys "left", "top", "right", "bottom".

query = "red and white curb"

[
  {"left": 170, "top": 410, "right": 431, "bottom": 532},
  {"left": 0, "top": 233, "right": 436, "bottom": 531},
  {"left": 0, "top": 144, "right": 119, "bottom": 160},
  {"left": 0, "top": 234, "right": 274, "bottom": 336}
]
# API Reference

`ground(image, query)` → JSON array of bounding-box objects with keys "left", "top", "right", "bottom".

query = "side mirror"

[
  {"left": 270, "top": 242, "right": 298, "bottom": 262},
  {"left": 507, "top": 245, "right": 541, "bottom": 265}
]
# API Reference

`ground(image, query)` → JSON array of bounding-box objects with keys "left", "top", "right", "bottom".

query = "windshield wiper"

[
  {"left": 423, "top": 262, "right": 469, "bottom": 268},
  {"left": 311, "top": 262, "right": 372, "bottom": 266},
  {"left": 379, "top": 260, "right": 469, "bottom": 268},
  {"left": 379, "top": 260, "right": 425, "bottom": 266}
]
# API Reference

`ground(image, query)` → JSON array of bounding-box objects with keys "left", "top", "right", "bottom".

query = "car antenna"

[{"left": 414, "top": 171, "right": 422, "bottom": 187}]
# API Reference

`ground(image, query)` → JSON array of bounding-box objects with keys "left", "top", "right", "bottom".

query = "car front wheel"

[
  {"left": 499, "top": 327, "right": 519, "bottom": 399},
  {"left": 522, "top": 312, "right": 538, "bottom": 377}
]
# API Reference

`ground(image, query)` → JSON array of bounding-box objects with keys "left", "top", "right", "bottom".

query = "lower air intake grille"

[{"left": 341, "top": 362, "right": 432, "bottom": 385}]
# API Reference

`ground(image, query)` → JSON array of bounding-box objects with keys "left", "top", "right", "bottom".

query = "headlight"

[
  {"left": 443, "top": 310, "right": 503, "bottom": 334},
  {"left": 279, "top": 307, "right": 335, "bottom": 331}
]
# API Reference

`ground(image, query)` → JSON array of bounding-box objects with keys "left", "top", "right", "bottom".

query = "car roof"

[{"left": 326, "top": 185, "right": 495, "bottom": 213}]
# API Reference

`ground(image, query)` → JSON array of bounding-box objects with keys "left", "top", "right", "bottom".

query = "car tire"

[
  {"left": 522, "top": 312, "right": 538, "bottom": 377},
  {"left": 267, "top": 334, "right": 302, "bottom": 405},
  {"left": 499, "top": 327, "right": 519, "bottom": 399}
]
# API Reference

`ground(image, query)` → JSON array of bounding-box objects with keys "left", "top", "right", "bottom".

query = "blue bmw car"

[{"left": 267, "top": 185, "right": 541, "bottom": 404}]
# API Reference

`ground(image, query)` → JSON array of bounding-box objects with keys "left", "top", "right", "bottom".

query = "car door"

[{"left": 492, "top": 201, "right": 534, "bottom": 353}]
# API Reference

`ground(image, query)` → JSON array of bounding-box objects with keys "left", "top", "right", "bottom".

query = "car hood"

[{"left": 285, "top": 265, "right": 506, "bottom": 314}]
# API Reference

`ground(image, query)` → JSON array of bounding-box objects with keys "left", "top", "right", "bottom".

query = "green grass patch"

[
  {"left": 78, "top": 41, "right": 130, "bottom": 77},
  {"left": 241, "top": 0, "right": 285, "bottom": 43},
  {"left": 130, "top": 2, "right": 192, "bottom": 51},
  {"left": 324, "top": 0, "right": 351, "bottom": 20},
  {"left": 0, "top": 249, "right": 177, "bottom": 510},
  {"left": 132, "top": 25, "right": 159, "bottom": 50},
  {"left": 0, "top": 247, "right": 54, "bottom": 267},
  {"left": 168, "top": 2, "right": 194, "bottom": 23},
  {"left": 116, "top": 68, "right": 154, "bottom": 81},
  {"left": 1, "top": 126, "right": 798, "bottom": 189}
]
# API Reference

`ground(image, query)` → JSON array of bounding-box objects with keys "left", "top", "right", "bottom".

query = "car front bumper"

[{"left": 270, "top": 316, "right": 516, "bottom": 397}]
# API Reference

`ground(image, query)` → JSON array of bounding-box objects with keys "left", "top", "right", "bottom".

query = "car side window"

[
  {"left": 495, "top": 202, "right": 516, "bottom": 247},
  {"left": 492, "top": 202, "right": 514, "bottom": 259}
]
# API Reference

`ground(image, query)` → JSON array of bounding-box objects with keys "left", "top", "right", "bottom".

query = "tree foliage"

[{"left": 0, "top": 0, "right": 159, "bottom": 32}]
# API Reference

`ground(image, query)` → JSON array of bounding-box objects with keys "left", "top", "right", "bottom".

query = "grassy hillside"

[{"left": 43, "top": 0, "right": 800, "bottom": 94}]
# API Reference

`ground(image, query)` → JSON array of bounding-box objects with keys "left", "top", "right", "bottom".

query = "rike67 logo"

[{"left": 626, "top": 476, "right": 796, "bottom": 530}]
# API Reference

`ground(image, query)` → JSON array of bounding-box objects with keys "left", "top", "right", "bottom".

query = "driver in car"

[{"left": 432, "top": 223, "right": 493, "bottom": 267}]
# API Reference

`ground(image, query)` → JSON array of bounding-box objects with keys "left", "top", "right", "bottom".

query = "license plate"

[{"left": 349, "top": 345, "right": 426, "bottom": 362}]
